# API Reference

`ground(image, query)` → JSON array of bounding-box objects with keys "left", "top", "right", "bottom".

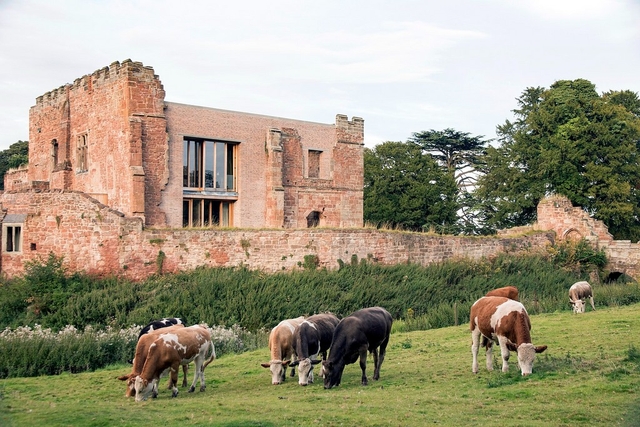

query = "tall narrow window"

[
  {"left": 77, "top": 133, "right": 88, "bottom": 172},
  {"left": 52, "top": 139, "right": 59, "bottom": 168},
  {"left": 4, "top": 225, "right": 22, "bottom": 252},
  {"left": 308, "top": 150, "right": 321, "bottom": 178}
]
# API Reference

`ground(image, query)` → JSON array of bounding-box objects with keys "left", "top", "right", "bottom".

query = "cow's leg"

[
  {"left": 485, "top": 338, "right": 494, "bottom": 371},
  {"left": 471, "top": 327, "right": 481, "bottom": 373},
  {"left": 189, "top": 358, "right": 203, "bottom": 393},
  {"left": 589, "top": 296, "right": 596, "bottom": 311},
  {"left": 359, "top": 346, "right": 369, "bottom": 386},
  {"left": 170, "top": 365, "right": 180, "bottom": 397},
  {"left": 497, "top": 336, "right": 510, "bottom": 373},
  {"left": 181, "top": 363, "right": 188, "bottom": 388},
  {"left": 374, "top": 337, "right": 389, "bottom": 381}
]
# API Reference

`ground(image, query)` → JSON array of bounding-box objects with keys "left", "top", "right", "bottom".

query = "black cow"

[
  {"left": 290, "top": 313, "right": 340, "bottom": 386},
  {"left": 127, "top": 317, "right": 186, "bottom": 364},
  {"left": 322, "top": 307, "right": 392, "bottom": 389},
  {"left": 137, "top": 317, "right": 185, "bottom": 339}
]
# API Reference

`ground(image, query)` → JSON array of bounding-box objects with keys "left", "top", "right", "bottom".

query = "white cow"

[
  {"left": 260, "top": 316, "right": 305, "bottom": 385},
  {"left": 569, "top": 281, "right": 596, "bottom": 313},
  {"left": 470, "top": 296, "right": 547, "bottom": 376}
]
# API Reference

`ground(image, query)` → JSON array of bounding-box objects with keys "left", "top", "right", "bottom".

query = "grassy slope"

[{"left": 1, "top": 304, "right": 639, "bottom": 427}]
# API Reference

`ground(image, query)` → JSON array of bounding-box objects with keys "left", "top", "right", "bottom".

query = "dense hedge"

[{"left": 1, "top": 240, "right": 637, "bottom": 332}]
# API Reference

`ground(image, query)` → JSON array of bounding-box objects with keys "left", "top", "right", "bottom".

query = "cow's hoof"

[
  {"left": 188, "top": 386, "right": 195, "bottom": 393},
  {"left": 200, "top": 386, "right": 206, "bottom": 392},
  {"left": 172, "top": 391, "right": 179, "bottom": 398}
]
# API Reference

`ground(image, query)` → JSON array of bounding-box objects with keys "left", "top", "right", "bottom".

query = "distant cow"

[
  {"left": 138, "top": 317, "right": 185, "bottom": 339},
  {"left": 322, "top": 307, "right": 392, "bottom": 389},
  {"left": 485, "top": 286, "right": 519, "bottom": 301},
  {"left": 133, "top": 325, "right": 216, "bottom": 401},
  {"left": 118, "top": 324, "right": 188, "bottom": 397},
  {"left": 470, "top": 296, "right": 547, "bottom": 376},
  {"left": 260, "top": 316, "right": 306, "bottom": 385},
  {"left": 290, "top": 313, "right": 340, "bottom": 386},
  {"left": 569, "top": 281, "right": 596, "bottom": 313}
]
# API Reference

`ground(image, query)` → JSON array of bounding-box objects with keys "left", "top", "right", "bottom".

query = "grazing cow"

[
  {"left": 137, "top": 317, "right": 185, "bottom": 339},
  {"left": 133, "top": 325, "right": 216, "bottom": 401},
  {"left": 470, "top": 296, "right": 547, "bottom": 376},
  {"left": 290, "top": 313, "right": 340, "bottom": 386},
  {"left": 118, "top": 324, "right": 188, "bottom": 397},
  {"left": 260, "top": 316, "right": 305, "bottom": 385},
  {"left": 322, "top": 307, "right": 392, "bottom": 389},
  {"left": 485, "top": 286, "right": 519, "bottom": 301},
  {"left": 569, "top": 281, "right": 596, "bottom": 313}
]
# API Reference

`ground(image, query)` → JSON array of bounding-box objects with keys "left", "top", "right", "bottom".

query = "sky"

[{"left": 1, "top": 0, "right": 639, "bottom": 151}]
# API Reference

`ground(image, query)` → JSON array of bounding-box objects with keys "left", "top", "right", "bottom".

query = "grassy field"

[{"left": 1, "top": 304, "right": 639, "bottom": 427}]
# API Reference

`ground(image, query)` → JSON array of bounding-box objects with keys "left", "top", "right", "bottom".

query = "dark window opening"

[
  {"left": 308, "top": 150, "right": 321, "bottom": 178},
  {"left": 307, "top": 211, "right": 320, "bottom": 228},
  {"left": 77, "top": 134, "right": 88, "bottom": 172}
]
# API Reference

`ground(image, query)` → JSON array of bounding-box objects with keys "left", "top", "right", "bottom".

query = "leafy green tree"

[
  {"left": 475, "top": 80, "right": 640, "bottom": 240},
  {"left": 409, "top": 128, "right": 489, "bottom": 233},
  {"left": 0, "top": 141, "right": 29, "bottom": 190},
  {"left": 364, "top": 141, "right": 459, "bottom": 232}
]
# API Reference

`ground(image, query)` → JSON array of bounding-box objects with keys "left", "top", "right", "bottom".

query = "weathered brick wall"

[
  {"left": 26, "top": 60, "right": 167, "bottom": 225},
  {"left": 1, "top": 191, "right": 554, "bottom": 280},
  {"left": 535, "top": 195, "right": 613, "bottom": 243}
]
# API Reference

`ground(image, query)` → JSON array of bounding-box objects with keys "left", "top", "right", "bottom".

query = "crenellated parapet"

[{"left": 335, "top": 114, "right": 364, "bottom": 145}]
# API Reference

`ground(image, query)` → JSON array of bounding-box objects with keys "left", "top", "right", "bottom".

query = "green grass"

[{"left": 2, "top": 304, "right": 639, "bottom": 426}]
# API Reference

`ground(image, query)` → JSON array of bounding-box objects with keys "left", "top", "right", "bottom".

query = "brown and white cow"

[
  {"left": 485, "top": 286, "right": 519, "bottom": 301},
  {"left": 470, "top": 296, "right": 547, "bottom": 376},
  {"left": 290, "top": 313, "right": 340, "bottom": 386},
  {"left": 133, "top": 325, "right": 216, "bottom": 401},
  {"left": 322, "top": 307, "right": 392, "bottom": 389},
  {"left": 569, "top": 281, "right": 596, "bottom": 313},
  {"left": 118, "top": 324, "right": 188, "bottom": 397},
  {"left": 260, "top": 316, "right": 305, "bottom": 385}
]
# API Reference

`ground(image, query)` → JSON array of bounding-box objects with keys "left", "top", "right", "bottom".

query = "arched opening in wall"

[
  {"left": 307, "top": 211, "right": 320, "bottom": 228},
  {"left": 604, "top": 271, "right": 635, "bottom": 284},
  {"left": 563, "top": 228, "right": 583, "bottom": 241},
  {"left": 51, "top": 139, "right": 58, "bottom": 169}
]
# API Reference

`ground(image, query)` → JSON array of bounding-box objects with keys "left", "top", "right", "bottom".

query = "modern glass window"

[
  {"left": 183, "top": 138, "right": 236, "bottom": 191},
  {"left": 182, "top": 199, "right": 233, "bottom": 227}
]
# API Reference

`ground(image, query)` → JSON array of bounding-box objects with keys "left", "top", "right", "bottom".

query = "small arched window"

[
  {"left": 51, "top": 139, "right": 59, "bottom": 168},
  {"left": 307, "top": 211, "right": 320, "bottom": 228}
]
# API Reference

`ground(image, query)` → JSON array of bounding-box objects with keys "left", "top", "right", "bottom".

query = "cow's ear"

[
  {"left": 311, "top": 359, "right": 322, "bottom": 365},
  {"left": 289, "top": 360, "right": 299, "bottom": 367},
  {"left": 535, "top": 345, "right": 548, "bottom": 353},
  {"left": 117, "top": 375, "right": 130, "bottom": 381},
  {"left": 569, "top": 300, "right": 574, "bottom": 305},
  {"left": 506, "top": 341, "right": 518, "bottom": 351},
  {"left": 282, "top": 360, "right": 291, "bottom": 367},
  {"left": 260, "top": 363, "right": 271, "bottom": 368}
]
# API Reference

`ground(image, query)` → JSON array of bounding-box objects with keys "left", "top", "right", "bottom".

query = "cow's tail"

[{"left": 203, "top": 341, "right": 217, "bottom": 369}]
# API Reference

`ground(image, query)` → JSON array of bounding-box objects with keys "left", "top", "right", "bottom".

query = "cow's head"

[
  {"left": 570, "top": 299, "right": 586, "bottom": 314},
  {"left": 507, "top": 342, "right": 547, "bottom": 375},
  {"left": 117, "top": 374, "right": 136, "bottom": 397},
  {"left": 260, "top": 360, "right": 289, "bottom": 385},
  {"left": 292, "top": 357, "right": 321, "bottom": 386},
  {"left": 322, "top": 359, "right": 345, "bottom": 389},
  {"left": 134, "top": 376, "right": 155, "bottom": 401}
]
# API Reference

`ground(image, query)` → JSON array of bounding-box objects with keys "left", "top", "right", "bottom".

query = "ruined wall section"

[
  {"left": 0, "top": 190, "right": 554, "bottom": 280},
  {"left": 281, "top": 115, "right": 364, "bottom": 228},
  {"left": 0, "top": 190, "right": 140, "bottom": 278},
  {"left": 27, "top": 60, "right": 166, "bottom": 224}
]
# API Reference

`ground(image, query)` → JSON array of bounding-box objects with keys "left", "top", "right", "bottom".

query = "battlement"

[
  {"left": 335, "top": 114, "right": 364, "bottom": 145},
  {"left": 34, "top": 59, "right": 162, "bottom": 107}
]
